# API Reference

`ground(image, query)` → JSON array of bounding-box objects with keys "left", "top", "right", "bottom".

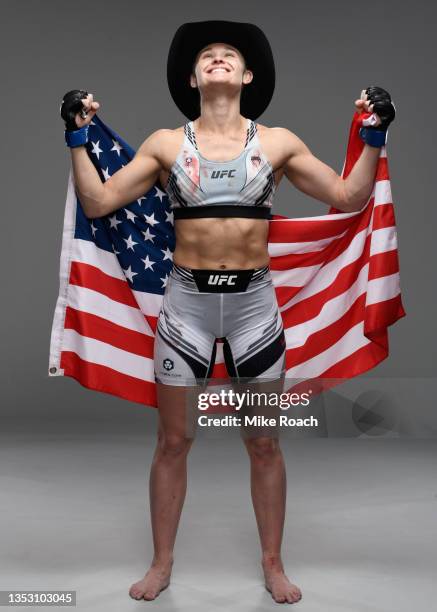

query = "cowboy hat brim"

[{"left": 167, "top": 20, "right": 275, "bottom": 120}]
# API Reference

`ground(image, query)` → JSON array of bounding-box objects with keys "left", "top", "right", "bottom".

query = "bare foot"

[
  {"left": 262, "top": 557, "right": 302, "bottom": 604},
  {"left": 129, "top": 559, "right": 173, "bottom": 601}
]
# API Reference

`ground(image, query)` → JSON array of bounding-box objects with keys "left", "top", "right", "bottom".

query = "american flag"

[{"left": 48, "top": 112, "right": 405, "bottom": 408}]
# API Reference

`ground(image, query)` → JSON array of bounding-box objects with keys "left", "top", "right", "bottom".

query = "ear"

[
  {"left": 243, "top": 69, "right": 253, "bottom": 85},
  {"left": 190, "top": 73, "right": 198, "bottom": 89}
]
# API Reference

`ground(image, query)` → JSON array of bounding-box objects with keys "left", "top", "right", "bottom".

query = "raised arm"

[
  {"left": 281, "top": 131, "right": 380, "bottom": 212},
  {"left": 60, "top": 91, "right": 164, "bottom": 218},
  {"left": 281, "top": 87, "right": 395, "bottom": 212},
  {"left": 70, "top": 131, "right": 163, "bottom": 218}
]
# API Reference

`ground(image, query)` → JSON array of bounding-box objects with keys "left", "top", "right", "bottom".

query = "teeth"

[{"left": 210, "top": 68, "right": 227, "bottom": 73}]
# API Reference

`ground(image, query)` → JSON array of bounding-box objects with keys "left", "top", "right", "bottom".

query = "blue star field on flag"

[{"left": 74, "top": 115, "right": 176, "bottom": 294}]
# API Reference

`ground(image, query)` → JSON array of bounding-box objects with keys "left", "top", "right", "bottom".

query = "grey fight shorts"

[{"left": 153, "top": 263, "right": 286, "bottom": 386}]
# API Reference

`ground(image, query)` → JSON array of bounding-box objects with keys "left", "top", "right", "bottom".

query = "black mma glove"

[
  {"left": 359, "top": 86, "right": 396, "bottom": 147},
  {"left": 60, "top": 89, "right": 90, "bottom": 147}
]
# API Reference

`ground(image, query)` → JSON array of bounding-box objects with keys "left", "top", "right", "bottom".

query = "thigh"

[
  {"left": 154, "top": 274, "right": 217, "bottom": 387},
  {"left": 154, "top": 324, "right": 217, "bottom": 387},
  {"left": 223, "top": 283, "right": 286, "bottom": 382}
]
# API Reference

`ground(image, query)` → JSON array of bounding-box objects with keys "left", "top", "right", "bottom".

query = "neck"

[{"left": 195, "top": 92, "right": 246, "bottom": 135}]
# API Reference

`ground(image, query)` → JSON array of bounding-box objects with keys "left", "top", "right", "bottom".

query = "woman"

[{"left": 60, "top": 20, "right": 395, "bottom": 604}]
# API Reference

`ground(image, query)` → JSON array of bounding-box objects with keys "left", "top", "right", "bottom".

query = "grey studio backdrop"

[
  {"left": 1, "top": 1, "right": 437, "bottom": 611},
  {"left": 2, "top": 0, "right": 436, "bottom": 419}
]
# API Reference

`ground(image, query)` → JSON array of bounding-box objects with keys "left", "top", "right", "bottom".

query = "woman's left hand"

[{"left": 354, "top": 86, "right": 396, "bottom": 129}]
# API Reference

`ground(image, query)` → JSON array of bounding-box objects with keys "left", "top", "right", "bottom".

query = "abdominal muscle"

[
  {"left": 157, "top": 123, "right": 284, "bottom": 270},
  {"left": 172, "top": 217, "right": 270, "bottom": 270}
]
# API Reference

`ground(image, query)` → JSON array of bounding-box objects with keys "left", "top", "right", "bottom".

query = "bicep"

[
  {"left": 283, "top": 133, "right": 344, "bottom": 209},
  {"left": 100, "top": 132, "right": 163, "bottom": 215}
]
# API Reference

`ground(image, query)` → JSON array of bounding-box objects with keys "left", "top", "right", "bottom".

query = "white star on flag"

[
  {"left": 160, "top": 274, "right": 169, "bottom": 288},
  {"left": 141, "top": 255, "right": 156, "bottom": 270},
  {"left": 161, "top": 247, "right": 173, "bottom": 261},
  {"left": 122, "top": 265, "right": 138, "bottom": 283},
  {"left": 111, "top": 244, "right": 120, "bottom": 255},
  {"left": 110, "top": 139, "right": 123, "bottom": 156},
  {"left": 90, "top": 222, "right": 98, "bottom": 236},
  {"left": 165, "top": 210, "right": 174, "bottom": 224},
  {"left": 109, "top": 214, "right": 122, "bottom": 230},
  {"left": 123, "top": 234, "right": 138, "bottom": 251},
  {"left": 91, "top": 140, "right": 103, "bottom": 159},
  {"left": 125, "top": 209, "right": 137, "bottom": 222},
  {"left": 154, "top": 186, "right": 166, "bottom": 202},
  {"left": 137, "top": 196, "right": 146, "bottom": 206},
  {"left": 102, "top": 167, "right": 111, "bottom": 181},
  {"left": 144, "top": 212, "right": 159, "bottom": 226},
  {"left": 142, "top": 228, "right": 155, "bottom": 242}
]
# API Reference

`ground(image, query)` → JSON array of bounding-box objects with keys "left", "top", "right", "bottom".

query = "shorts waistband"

[{"left": 171, "top": 263, "right": 270, "bottom": 293}]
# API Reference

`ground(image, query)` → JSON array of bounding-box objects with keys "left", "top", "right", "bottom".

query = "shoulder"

[
  {"left": 256, "top": 123, "right": 309, "bottom": 156},
  {"left": 140, "top": 126, "right": 185, "bottom": 146},
  {"left": 256, "top": 123, "right": 303, "bottom": 144},
  {"left": 137, "top": 125, "right": 185, "bottom": 157}
]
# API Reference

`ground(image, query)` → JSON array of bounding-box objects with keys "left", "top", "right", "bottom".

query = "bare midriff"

[
  {"left": 158, "top": 122, "right": 285, "bottom": 270},
  {"left": 172, "top": 216, "right": 270, "bottom": 270}
]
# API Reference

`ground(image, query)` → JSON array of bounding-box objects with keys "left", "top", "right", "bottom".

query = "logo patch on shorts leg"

[{"left": 163, "top": 358, "right": 174, "bottom": 371}]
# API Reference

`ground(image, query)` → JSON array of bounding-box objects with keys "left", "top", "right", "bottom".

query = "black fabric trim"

[
  {"left": 222, "top": 338, "right": 237, "bottom": 378},
  {"left": 206, "top": 340, "right": 218, "bottom": 379},
  {"left": 157, "top": 328, "right": 210, "bottom": 380},
  {"left": 236, "top": 329, "right": 286, "bottom": 379},
  {"left": 173, "top": 205, "right": 272, "bottom": 219}
]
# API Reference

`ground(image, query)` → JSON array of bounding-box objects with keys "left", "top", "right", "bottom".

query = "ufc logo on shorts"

[
  {"left": 211, "top": 169, "right": 236, "bottom": 179},
  {"left": 208, "top": 274, "right": 238, "bottom": 285}
]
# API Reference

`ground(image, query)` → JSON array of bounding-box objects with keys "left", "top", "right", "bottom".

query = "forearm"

[
  {"left": 341, "top": 144, "right": 380, "bottom": 212},
  {"left": 70, "top": 146, "right": 106, "bottom": 218}
]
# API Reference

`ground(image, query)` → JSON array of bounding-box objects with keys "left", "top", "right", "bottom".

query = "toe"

[{"left": 293, "top": 591, "right": 302, "bottom": 603}]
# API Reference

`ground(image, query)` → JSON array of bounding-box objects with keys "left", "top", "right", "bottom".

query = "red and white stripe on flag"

[{"left": 48, "top": 112, "right": 405, "bottom": 408}]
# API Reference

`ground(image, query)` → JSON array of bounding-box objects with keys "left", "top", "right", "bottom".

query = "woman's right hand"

[{"left": 60, "top": 90, "right": 100, "bottom": 131}]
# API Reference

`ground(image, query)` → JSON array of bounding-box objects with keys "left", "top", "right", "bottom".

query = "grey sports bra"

[{"left": 164, "top": 118, "right": 276, "bottom": 219}]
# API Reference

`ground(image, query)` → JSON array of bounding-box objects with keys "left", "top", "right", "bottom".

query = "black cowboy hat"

[{"left": 167, "top": 20, "right": 275, "bottom": 120}]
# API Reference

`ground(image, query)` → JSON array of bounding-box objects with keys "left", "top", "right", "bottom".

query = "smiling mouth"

[{"left": 207, "top": 67, "right": 231, "bottom": 74}]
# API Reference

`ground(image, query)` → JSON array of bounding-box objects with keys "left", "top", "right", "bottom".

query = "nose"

[{"left": 207, "top": 56, "right": 228, "bottom": 72}]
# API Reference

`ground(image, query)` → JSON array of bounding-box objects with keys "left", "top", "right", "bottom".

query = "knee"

[
  {"left": 156, "top": 433, "right": 193, "bottom": 459},
  {"left": 245, "top": 437, "right": 280, "bottom": 464}
]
